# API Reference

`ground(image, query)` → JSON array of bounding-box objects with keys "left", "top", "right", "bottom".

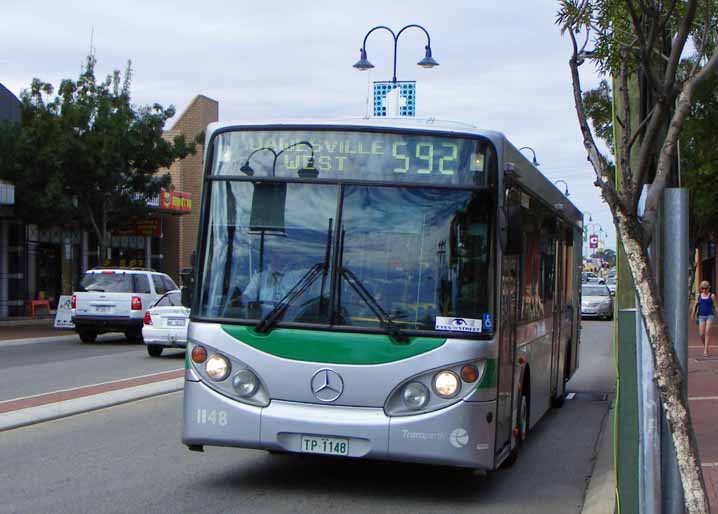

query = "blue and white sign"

[
  {"left": 435, "top": 316, "right": 482, "bottom": 333},
  {"left": 54, "top": 295, "right": 75, "bottom": 329},
  {"left": 482, "top": 313, "right": 493, "bottom": 331}
]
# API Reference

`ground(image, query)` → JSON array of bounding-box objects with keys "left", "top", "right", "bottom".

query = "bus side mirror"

[{"left": 180, "top": 266, "right": 194, "bottom": 309}]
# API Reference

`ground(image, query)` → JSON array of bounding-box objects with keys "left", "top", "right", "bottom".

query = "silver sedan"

[{"left": 581, "top": 284, "right": 614, "bottom": 320}]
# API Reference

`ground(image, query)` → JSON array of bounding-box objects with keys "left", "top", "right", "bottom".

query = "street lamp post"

[
  {"left": 518, "top": 146, "right": 540, "bottom": 166},
  {"left": 352, "top": 24, "right": 439, "bottom": 83},
  {"left": 554, "top": 179, "right": 570, "bottom": 197}
]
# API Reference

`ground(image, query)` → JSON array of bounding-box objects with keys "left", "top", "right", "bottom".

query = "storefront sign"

[
  {"left": 54, "top": 295, "right": 74, "bottom": 329},
  {"left": 160, "top": 189, "right": 192, "bottom": 213},
  {"left": 113, "top": 218, "right": 161, "bottom": 238}
]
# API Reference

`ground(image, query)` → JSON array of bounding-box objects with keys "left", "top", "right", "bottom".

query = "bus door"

[
  {"left": 495, "top": 255, "right": 518, "bottom": 456},
  {"left": 550, "top": 236, "right": 567, "bottom": 398}
]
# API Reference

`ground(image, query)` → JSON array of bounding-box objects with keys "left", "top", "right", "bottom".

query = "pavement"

[{"left": 688, "top": 320, "right": 718, "bottom": 511}]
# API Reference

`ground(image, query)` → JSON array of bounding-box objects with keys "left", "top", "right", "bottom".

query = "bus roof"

[{"left": 205, "top": 118, "right": 583, "bottom": 228}]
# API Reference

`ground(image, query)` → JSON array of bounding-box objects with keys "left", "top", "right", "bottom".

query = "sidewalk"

[
  {"left": 688, "top": 321, "right": 718, "bottom": 510},
  {"left": 0, "top": 317, "right": 68, "bottom": 341}
]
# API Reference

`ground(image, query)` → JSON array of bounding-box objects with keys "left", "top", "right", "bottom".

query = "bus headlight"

[
  {"left": 232, "top": 369, "right": 259, "bottom": 397},
  {"left": 206, "top": 355, "right": 231, "bottom": 381},
  {"left": 384, "top": 360, "right": 486, "bottom": 416},
  {"left": 401, "top": 382, "right": 430, "bottom": 410},
  {"left": 433, "top": 370, "right": 460, "bottom": 398}
]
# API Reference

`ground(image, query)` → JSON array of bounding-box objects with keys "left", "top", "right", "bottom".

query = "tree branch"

[
  {"left": 619, "top": 55, "right": 636, "bottom": 206},
  {"left": 642, "top": 48, "right": 718, "bottom": 243},
  {"left": 663, "top": 0, "right": 698, "bottom": 94},
  {"left": 566, "top": 29, "right": 623, "bottom": 212}
]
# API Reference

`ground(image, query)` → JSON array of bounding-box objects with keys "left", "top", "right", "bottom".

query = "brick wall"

[{"left": 159, "top": 95, "right": 218, "bottom": 282}]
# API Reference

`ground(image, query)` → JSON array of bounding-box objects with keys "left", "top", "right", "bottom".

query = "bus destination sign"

[{"left": 213, "top": 130, "right": 493, "bottom": 186}]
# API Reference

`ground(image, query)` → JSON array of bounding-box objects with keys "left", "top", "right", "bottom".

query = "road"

[
  {"left": 0, "top": 321, "right": 614, "bottom": 514},
  {"left": 0, "top": 334, "right": 184, "bottom": 401}
]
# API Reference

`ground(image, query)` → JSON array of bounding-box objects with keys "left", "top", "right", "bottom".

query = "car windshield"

[
  {"left": 198, "top": 181, "right": 493, "bottom": 335},
  {"left": 582, "top": 285, "right": 609, "bottom": 297}
]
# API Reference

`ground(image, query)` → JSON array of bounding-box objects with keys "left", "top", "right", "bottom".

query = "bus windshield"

[{"left": 198, "top": 181, "right": 493, "bottom": 335}]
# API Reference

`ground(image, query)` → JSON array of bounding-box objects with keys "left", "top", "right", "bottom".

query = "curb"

[
  {"left": 0, "top": 378, "right": 184, "bottom": 432},
  {"left": 581, "top": 400, "right": 616, "bottom": 514}
]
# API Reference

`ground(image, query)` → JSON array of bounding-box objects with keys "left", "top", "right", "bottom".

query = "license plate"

[
  {"left": 95, "top": 306, "right": 111, "bottom": 313},
  {"left": 167, "top": 318, "right": 186, "bottom": 327},
  {"left": 300, "top": 435, "right": 348, "bottom": 456}
]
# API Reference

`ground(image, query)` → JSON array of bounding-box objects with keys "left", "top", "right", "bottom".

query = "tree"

[
  {"left": 0, "top": 55, "right": 199, "bottom": 259},
  {"left": 557, "top": 2, "right": 718, "bottom": 513},
  {"left": 579, "top": 69, "right": 718, "bottom": 297}
]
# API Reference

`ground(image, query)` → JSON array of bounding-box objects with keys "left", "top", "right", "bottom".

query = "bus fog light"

[
  {"left": 205, "top": 355, "right": 230, "bottom": 381},
  {"left": 401, "top": 382, "right": 429, "bottom": 410},
  {"left": 433, "top": 371, "right": 460, "bottom": 398},
  {"left": 232, "top": 369, "right": 259, "bottom": 397}
]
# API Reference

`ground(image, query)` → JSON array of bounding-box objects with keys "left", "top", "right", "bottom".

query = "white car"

[
  {"left": 72, "top": 268, "right": 178, "bottom": 343},
  {"left": 142, "top": 290, "right": 190, "bottom": 357}
]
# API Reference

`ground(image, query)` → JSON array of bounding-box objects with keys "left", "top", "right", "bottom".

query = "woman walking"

[{"left": 695, "top": 281, "right": 717, "bottom": 356}]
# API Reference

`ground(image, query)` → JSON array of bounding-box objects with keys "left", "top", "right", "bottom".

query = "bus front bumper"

[{"left": 182, "top": 380, "right": 497, "bottom": 469}]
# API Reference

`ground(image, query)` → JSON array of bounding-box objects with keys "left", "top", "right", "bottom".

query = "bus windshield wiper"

[
  {"left": 340, "top": 267, "right": 410, "bottom": 344},
  {"left": 254, "top": 263, "right": 325, "bottom": 333}
]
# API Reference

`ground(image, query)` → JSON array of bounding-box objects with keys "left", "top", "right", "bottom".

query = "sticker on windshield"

[{"left": 435, "top": 317, "right": 482, "bottom": 333}]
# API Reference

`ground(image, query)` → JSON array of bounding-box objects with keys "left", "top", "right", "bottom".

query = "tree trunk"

[{"left": 614, "top": 206, "right": 710, "bottom": 513}]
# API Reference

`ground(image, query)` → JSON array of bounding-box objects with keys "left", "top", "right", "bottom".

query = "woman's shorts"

[{"left": 698, "top": 315, "right": 715, "bottom": 323}]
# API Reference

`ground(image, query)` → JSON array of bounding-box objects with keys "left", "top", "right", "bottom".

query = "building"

[
  {"left": 160, "top": 95, "right": 218, "bottom": 280},
  {"left": 0, "top": 83, "right": 19, "bottom": 318},
  {"left": 0, "top": 92, "right": 217, "bottom": 318}
]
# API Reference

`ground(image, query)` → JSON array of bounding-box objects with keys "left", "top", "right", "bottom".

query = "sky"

[{"left": 0, "top": 0, "right": 615, "bottom": 252}]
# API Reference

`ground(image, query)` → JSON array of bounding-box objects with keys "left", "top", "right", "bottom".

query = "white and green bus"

[{"left": 181, "top": 118, "right": 582, "bottom": 470}]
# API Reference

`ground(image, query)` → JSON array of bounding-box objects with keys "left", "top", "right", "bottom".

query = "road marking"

[
  {"left": 566, "top": 393, "right": 576, "bottom": 400},
  {"left": 0, "top": 369, "right": 184, "bottom": 414},
  {"left": 702, "top": 462, "right": 718, "bottom": 467},
  {"left": 688, "top": 396, "right": 718, "bottom": 401}
]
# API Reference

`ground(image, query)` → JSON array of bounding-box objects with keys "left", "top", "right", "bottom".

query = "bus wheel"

[
  {"left": 503, "top": 389, "right": 530, "bottom": 468},
  {"left": 147, "top": 345, "right": 163, "bottom": 357},
  {"left": 78, "top": 330, "right": 97, "bottom": 343},
  {"left": 517, "top": 391, "right": 530, "bottom": 444}
]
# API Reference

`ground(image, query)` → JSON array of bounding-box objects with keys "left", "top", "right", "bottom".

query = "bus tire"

[
  {"left": 552, "top": 343, "right": 570, "bottom": 409},
  {"left": 147, "top": 345, "right": 163, "bottom": 357},
  {"left": 78, "top": 330, "right": 97, "bottom": 344},
  {"left": 503, "top": 383, "right": 530, "bottom": 468}
]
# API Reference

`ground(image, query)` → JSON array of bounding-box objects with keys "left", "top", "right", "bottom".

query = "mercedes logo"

[{"left": 310, "top": 369, "right": 344, "bottom": 402}]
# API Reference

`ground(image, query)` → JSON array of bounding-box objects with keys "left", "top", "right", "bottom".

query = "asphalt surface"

[
  {"left": 0, "top": 335, "right": 184, "bottom": 402},
  {"left": 0, "top": 321, "right": 614, "bottom": 514}
]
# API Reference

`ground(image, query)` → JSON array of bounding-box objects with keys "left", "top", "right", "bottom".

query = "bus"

[{"left": 181, "top": 118, "right": 582, "bottom": 470}]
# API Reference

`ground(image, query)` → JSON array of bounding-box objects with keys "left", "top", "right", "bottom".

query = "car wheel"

[
  {"left": 147, "top": 345, "right": 163, "bottom": 357},
  {"left": 78, "top": 330, "right": 98, "bottom": 343}
]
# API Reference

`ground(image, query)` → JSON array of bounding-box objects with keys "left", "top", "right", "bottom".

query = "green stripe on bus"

[
  {"left": 221, "top": 326, "right": 446, "bottom": 365},
  {"left": 477, "top": 359, "right": 496, "bottom": 389}
]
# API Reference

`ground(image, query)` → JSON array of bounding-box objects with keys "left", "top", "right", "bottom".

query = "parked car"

[
  {"left": 71, "top": 268, "right": 178, "bottom": 343},
  {"left": 142, "top": 290, "right": 189, "bottom": 357},
  {"left": 581, "top": 284, "right": 614, "bottom": 320},
  {"left": 606, "top": 276, "right": 616, "bottom": 295}
]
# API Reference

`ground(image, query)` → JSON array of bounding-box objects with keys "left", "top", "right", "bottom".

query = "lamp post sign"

[
  {"left": 589, "top": 234, "right": 599, "bottom": 249},
  {"left": 353, "top": 24, "right": 438, "bottom": 118}
]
